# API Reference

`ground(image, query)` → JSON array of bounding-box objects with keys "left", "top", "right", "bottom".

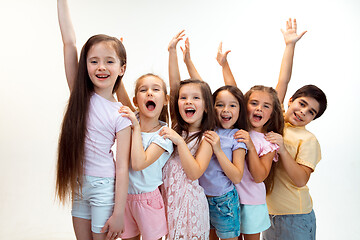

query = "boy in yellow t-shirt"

[{"left": 263, "top": 19, "right": 327, "bottom": 240}]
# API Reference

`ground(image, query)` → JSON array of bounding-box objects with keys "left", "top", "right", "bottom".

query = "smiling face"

[
  {"left": 284, "top": 96, "right": 320, "bottom": 127},
  {"left": 134, "top": 75, "right": 168, "bottom": 120},
  {"left": 178, "top": 83, "right": 205, "bottom": 131},
  {"left": 247, "top": 90, "right": 274, "bottom": 132},
  {"left": 214, "top": 90, "right": 240, "bottom": 129},
  {"left": 86, "top": 42, "right": 124, "bottom": 95}
]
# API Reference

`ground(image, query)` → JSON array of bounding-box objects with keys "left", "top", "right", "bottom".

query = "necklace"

[{"left": 144, "top": 123, "right": 161, "bottom": 133}]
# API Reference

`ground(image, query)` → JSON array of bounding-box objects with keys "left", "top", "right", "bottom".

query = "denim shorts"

[
  {"left": 72, "top": 175, "right": 115, "bottom": 233},
  {"left": 262, "top": 209, "right": 316, "bottom": 240},
  {"left": 240, "top": 203, "right": 271, "bottom": 234},
  {"left": 207, "top": 187, "right": 241, "bottom": 239}
]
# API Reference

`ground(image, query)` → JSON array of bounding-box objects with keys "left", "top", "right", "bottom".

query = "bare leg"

[
  {"left": 243, "top": 233, "right": 260, "bottom": 240},
  {"left": 123, "top": 235, "right": 141, "bottom": 240},
  {"left": 72, "top": 217, "right": 93, "bottom": 240},
  {"left": 210, "top": 229, "right": 218, "bottom": 240}
]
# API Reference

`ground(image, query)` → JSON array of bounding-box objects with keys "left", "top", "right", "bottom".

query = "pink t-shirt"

[
  {"left": 235, "top": 130, "right": 279, "bottom": 205},
  {"left": 84, "top": 93, "right": 131, "bottom": 177}
]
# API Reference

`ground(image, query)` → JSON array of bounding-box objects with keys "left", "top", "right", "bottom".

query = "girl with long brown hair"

[
  {"left": 159, "top": 30, "right": 216, "bottom": 240},
  {"left": 56, "top": 1, "right": 131, "bottom": 239},
  {"left": 217, "top": 43, "right": 284, "bottom": 240}
]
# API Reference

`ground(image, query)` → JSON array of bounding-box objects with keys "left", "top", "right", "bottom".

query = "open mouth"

[
  {"left": 253, "top": 113, "right": 262, "bottom": 122},
  {"left": 185, "top": 108, "right": 196, "bottom": 117},
  {"left": 221, "top": 116, "right": 232, "bottom": 122},
  {"left": 96, "top": 74, "right": 110, "bottom": 80},
  {"left": 145, "top": 100, "right": 156, "bottom": 111},
  {"left": 294, "top": 113, "right": 302, "bottom": 121}
]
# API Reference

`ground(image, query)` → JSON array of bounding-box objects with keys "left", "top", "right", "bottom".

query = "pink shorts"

[{"left": 121, "top": 188, "right": 168, "bottom": 240}]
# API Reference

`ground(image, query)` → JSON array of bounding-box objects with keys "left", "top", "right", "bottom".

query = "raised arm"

[
  {"left": 57, "top": 0, "right": 78, "bottom": 91},
  {"left": 216, "top": 42, "right": 237, "bottom": 86},
  {"left": 181, "top": 38, "right": 202, "bottom": 80},
  {"left": 276, "top": 18, "right": 307, "bottom": 104},
  {"left": 168, "top": 30, "right": 185, "bottom": 98},
  {"left": 116, "top": 81, "right": 135, "bottom": 111},
  {"left": 119, "top": 106, "right": 166, "bottom": 171}
]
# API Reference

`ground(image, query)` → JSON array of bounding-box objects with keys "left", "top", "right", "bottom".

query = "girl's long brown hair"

[
  {"left": 171, "top": 79, "right": 216, "bottom": 148},
  {"left": 56, "top": 34, "right": 126, "bottom": 203},
  {"left": 244, "top": 85, "right": 284, "bottom": 194}
]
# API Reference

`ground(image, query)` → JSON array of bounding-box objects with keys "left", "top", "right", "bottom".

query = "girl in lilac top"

[{"left": 217, "top": 43, "right": 284, "bottom": 240}]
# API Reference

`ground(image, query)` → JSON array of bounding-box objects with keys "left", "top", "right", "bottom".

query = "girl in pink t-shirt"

[
  {"left": 217, "top": 44, "right": 284, "bottom": 240},
  {"left": 56, "top": 1, "right": 131, "bottom": 239}
]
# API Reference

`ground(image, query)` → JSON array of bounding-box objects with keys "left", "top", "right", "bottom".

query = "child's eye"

[
  {"left": 300, "top": 102, "right": 305, "bottom": 107},
  {"left": 309, "top": 111, "right": 315, "bottom": 116},
  {"left": 194, "top": 96, "right": 200, "bottom": 100},
  {"left": 230, "top": 104, "right": 237, "bottom": 108},
  {"left": 90, "top": 60, "right": 97, "bottom": 64},
  {"left": 139, "top": 89, "right": 146, "bottom": 92},
  {"left": 215, "top": 104, "right": 224, "bottom": 107},
  {"left": 154, "top": 88, "right": 161, "bottom": 91},
  {"left": 107, "top": 61, "right": 114, "bottom": 64},
  {"left": 264, "top": 105, "right": 270, "bottom": 109},
  {"left": 180, "top": 96, "right": 186, "bottom": 100}
]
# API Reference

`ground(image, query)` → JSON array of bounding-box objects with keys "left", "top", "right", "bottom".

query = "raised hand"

[
  {"left": 204, "top": 131, "right": 221, "bottom": 153},
  {"left": 168, "top": 30, "right": 185, "bottom": 51},
  {"left": 281, "top": 18, "right": 307, "bottom": 45},
  {"left": 216, "top": 42, "right": 231, "bottom": 67},
  {"left": 180, "top": 37, "right": 190, "bottom": 63}
]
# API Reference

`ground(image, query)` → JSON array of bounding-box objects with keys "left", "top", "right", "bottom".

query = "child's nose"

[{"left": 98, "top": 62, "right": 106, "bottom": 70}]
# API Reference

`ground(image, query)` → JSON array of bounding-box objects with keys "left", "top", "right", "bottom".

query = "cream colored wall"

[{"left": 0, "top": 0, "right": 359, "bottom": 239}]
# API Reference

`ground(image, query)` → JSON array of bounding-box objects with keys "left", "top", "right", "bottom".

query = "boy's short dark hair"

[{"left": 291, "top": 84, "right": 327, "bottom": 120}]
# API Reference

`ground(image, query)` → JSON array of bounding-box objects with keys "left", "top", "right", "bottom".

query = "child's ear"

[
  {"left": 133, "top": 96, "right": 138, "bottom": 107},
  {"left": 119, "top": 64, "right": 126, "bottom": 76},
  {"left": 288, "top": 97, "right": 293, "bottom": 107}
]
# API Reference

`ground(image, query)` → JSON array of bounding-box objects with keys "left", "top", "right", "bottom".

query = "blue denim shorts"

[
  {"left": 72, "top": 175, "right": 115, "bottom": 233},
  {"left": 262, "top": 209, "right": 316, "bottom": 240},
  {"left": 240, "top": 203, "right": 271, "bottom": 234},
  {"left": 207, "top": 187, "right": 241, "bottom": 239}
]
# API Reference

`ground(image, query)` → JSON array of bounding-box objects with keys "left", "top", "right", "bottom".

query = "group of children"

[{"left": 55, "top": 1, "right": 327, "bottom": 240}]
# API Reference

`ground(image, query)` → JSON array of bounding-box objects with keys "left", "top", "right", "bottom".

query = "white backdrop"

[{"left": 0, "top": 0, "right": 359, "bottom": 239}]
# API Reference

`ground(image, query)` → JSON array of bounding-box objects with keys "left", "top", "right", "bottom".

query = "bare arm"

[
  {"left": 276, "top": 18, "right": 307, "bottom": 104},
  {"left": 116, "top": 81, "right": 135, "bottom": 111},
  {"left": 216, "top": 42, "right": 237, "bottom": 86},
  {"left": 101, "top": 126, "right": 131, "bottom": 239},
  {"left": 204, "top": 131, "right": 245, "bottom": 184},
  {"left": 265, "top": 132, "right": 312, "bottom": 187},
  {"left": 160, "top": 127, "right": 213, "bottom": 180},
  {"left": 168, "top": 30, "right": 184, "bottom": 99},
  {"left": 234, "top": 130, "right": 275, "bottom": 183},
  {"left": 181, "top": 37, "right": 202, "bottom": 80},
  {"left": 119, "top": 106, "right": 165, "bottom": 171},
  {"left": 57, "top": 0, "right": 78, "bottom": 91}
]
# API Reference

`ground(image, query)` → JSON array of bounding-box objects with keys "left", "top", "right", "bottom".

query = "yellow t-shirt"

[{"left": 266, "top": 122, "right": 321, "bottom": 215}]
